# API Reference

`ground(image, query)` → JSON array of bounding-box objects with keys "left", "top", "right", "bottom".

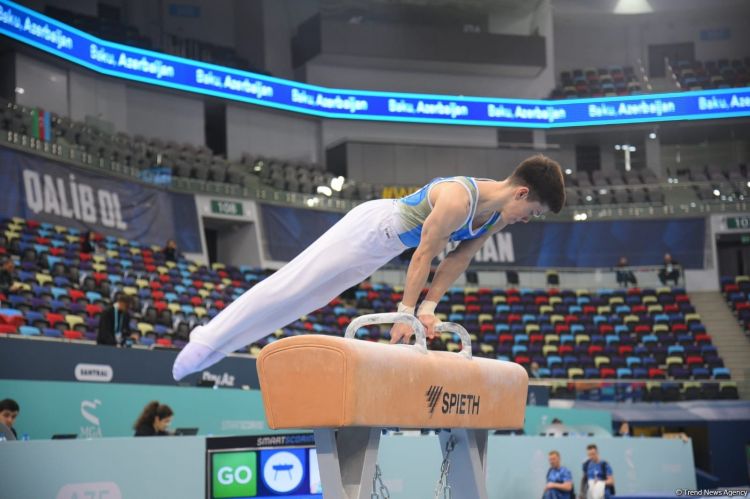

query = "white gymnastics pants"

[{"left": 189, "top": 198, "right": 408, "bottom": 355}]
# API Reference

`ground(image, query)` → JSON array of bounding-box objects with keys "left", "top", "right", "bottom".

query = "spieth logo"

[
  {"left": 425, "top": 385, "right": 444, "bottom": 416},
  {"left": 426, "top": 385, "right": 481, "bottom": 416},
  {"left": 74, "top": 363, "right": 113, "bottom": 382}
]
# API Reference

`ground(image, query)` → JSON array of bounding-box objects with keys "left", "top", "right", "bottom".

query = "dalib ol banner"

[
  {"left": 261, "top": 203, "right": 705, "bottom": 269},
  {"left": 0, "top": 146, "right": 201, "bottom": 252}
]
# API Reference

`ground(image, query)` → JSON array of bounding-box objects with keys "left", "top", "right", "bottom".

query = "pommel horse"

[{"left": 257, "top": 313, "right": 528, "bottom": 498}]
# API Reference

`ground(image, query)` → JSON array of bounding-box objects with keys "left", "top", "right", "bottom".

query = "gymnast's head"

[{"left": 502, "top": 154, "right": 566, "bottom": 224}]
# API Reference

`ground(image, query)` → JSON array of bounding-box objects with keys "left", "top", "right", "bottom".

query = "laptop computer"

[{"left": 174, "top": 427, "right": 199, "bottom": 436}]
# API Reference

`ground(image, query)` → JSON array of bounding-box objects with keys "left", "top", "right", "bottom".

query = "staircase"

[{"left": 690, "top": 292, "right": 750, "bottom": 399}]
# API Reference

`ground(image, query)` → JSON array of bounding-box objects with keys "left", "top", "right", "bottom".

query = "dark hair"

[
  {"left": 508, "top": 154, "right": 566, "bottom": 213},
  {"left": 133, "top": 401, "right": 173, "bottom": 429},
  {"left": 116, "top": 294, "right": 133, "bottom": 307},
  {"left": 587, "top": 444, "right": 598, "bottom": 451},
  {"left": 0, "top": 398, "right": 20, "bottom": 413}
]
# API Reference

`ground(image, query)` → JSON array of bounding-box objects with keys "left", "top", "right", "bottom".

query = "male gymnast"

[{"left": 173, "top": 154, "right": 565, "bottom": 380}]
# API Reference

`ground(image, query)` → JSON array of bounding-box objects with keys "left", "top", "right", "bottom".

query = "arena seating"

[
  {"left": 550, "top": 65, "right": 643, "bottom": 99},
  {"left": 669, "top": 57, "right": 750, "bottom": 91},
  {"left": 4, "top": 97, "right": 749, "bottom": 207},
  {"left": 721, "top": 275, "right": 750, "bottom": 338},
  {"left": 43, "top": 6, "right": 253, "bottom": 72},
  {"left": 0, "top": 216, "right": 738, "bottom": 402}
]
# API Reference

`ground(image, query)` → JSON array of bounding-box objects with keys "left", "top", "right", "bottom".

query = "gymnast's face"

[{"left": 503, "top": 187, "right": 547, "bottom": 224}]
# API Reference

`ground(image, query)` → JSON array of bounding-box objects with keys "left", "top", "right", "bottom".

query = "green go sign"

[
  {"left": 727, "top": 216, "right": 750, "bottom": 230},
  {"left": 212, "top": 451, "right": 258, "bottom": 498},
  {"left": 211, "top": 200, "right": 244, "bottom": 217}
]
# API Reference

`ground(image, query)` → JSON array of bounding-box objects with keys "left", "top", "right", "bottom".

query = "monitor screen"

[{"left": 206, "top": 433, "right": 322, "bottom": 499}]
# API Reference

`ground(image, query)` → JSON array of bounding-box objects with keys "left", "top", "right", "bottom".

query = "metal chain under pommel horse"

[{"left": 256, "top": 313, "right": 528, "bottom": 499}]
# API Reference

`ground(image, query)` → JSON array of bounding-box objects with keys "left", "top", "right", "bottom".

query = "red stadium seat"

[
  {"left": 0, "top": 324, "right": 18, "bottom": 334},
  {"left": 648, "top": 368, "right": 666, "bottom": 379},
  {"left": 85, "top": 304, "right": 103, "bottom": 317},
  {"left": 63, "top": 330, "right": 83, "bottom": 340},
  {"left": 46, "top": 312, "right": 65, "bottom": 327}
]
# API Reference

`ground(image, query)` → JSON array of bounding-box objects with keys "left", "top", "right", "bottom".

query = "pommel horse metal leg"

[
  {"left": 439, "top": 429, "right": 489, "bottom": 499},
  {"left": 256, "top": 313, "right": 529, "bottom": 499},
  {"left": 313, "top": 427, "right": 380, "bottom": 499}
]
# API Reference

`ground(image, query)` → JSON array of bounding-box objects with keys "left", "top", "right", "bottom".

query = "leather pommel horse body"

[{"left": 257, "top": 313, "right": 528, "bottom": 498}]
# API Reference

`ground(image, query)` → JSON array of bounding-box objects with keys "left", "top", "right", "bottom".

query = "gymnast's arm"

[
  {"left": 391, "top": 185, "right": 469, "bottom": 343},
  {"left": 400, "top": 185, "right": 469, "bottom": 308},
  {"left": 422, "top": 221, "right": 507, "bottom": 304},
  {"left": 423, "top": 229, "right": 495, "bottom": 302}
]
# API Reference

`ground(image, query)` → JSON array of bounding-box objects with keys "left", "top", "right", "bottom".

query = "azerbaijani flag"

[{"left": 30, "top": 108, "right": 52, "bottom": 142}]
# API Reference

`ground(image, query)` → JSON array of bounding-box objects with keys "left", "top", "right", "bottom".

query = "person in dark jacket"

[
  {"left": 97, "top": 294, "right": 137, "bottom": 346},
  {"left": 133, "top": 401, "right": 173, "bottom": 436},
  {"left": 658, "top": 253, "right": 681, "bottom": 286},
  {"left": 163, "top": 239, "right": 179, "bottom": 262},
  {"left": 0, "top": 258, "right": 21, "bottom": 295},
  {"left": 80, "top": 231, "right": 96, "bottom": 254},
  {"left": 615, "top": 256, "right": 637, "bottom": 288}
]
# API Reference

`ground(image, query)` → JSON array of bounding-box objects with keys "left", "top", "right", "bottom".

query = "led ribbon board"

[{"left": 1, "top": 0, "right": 749, "bottom": 128}]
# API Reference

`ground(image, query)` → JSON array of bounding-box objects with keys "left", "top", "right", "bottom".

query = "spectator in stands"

[
  {"left": 615, "top": 256, "right": 637, "bottom": 288},
  {"left": 580, "top": 444, "right": 615, "bottom": 499},
  {"left": 543, "top": 450, "right": 573, "bottom": 499},
  {"left": 0, "top": 258, "right": 22, "bottom": 295},
  {"left": 133, "top": 401, "right": 173, "bottom": 436},
  {"left": 529, "top": 361, "right": 542, "bottom": 379},
  {"left": 173, "top": 155, "right": 566, "bottom": 380},
  {"left": 80, "top": 231, "right": 96, "bottom": 254},
  {"left": 658, "top": 253, "right": 681, "bottom": 286},
  {"left": 0, "top": 398, "right": 19, "bottom": 440},
  {"left": 97, "top": 294, "right": 137, "bottom": 347},
  {"left": 616, "top": 421, "right": 631, "bottom": 437},
  {"left": 163, "top": 239, "right": 180, "bottom": 262}
]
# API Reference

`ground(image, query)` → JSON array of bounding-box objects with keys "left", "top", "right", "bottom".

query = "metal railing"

[{"left": 2, "top": 129, "right": 749, "bottom": 219}]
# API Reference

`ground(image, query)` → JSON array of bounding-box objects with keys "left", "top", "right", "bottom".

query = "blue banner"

[
  {"left": 0, "top": 146, "right": 202, "bottom": 252},
  {"left": 472, "top": 217, "right": 706, "bottom": 269},
  {"left": 261, "top": 202, "right": 705, "bottom": 268},
  {"left": 1, "top": 0, "right": 749, "bottom": 128}
]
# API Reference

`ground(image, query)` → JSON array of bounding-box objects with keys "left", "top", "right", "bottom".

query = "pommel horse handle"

[
  {"left": 345, "top": 312, "right": 427, "bottom": 351},
  {"left": 345, "top": 312, "right": 473, "bottom": 359}
]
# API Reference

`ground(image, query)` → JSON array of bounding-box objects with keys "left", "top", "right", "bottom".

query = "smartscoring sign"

[{"left": 2, "top": 0, "right": 750, "bottom": 128}]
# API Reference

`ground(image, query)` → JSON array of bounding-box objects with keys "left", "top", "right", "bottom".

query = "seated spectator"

[
  {"left": 0, "top": 398, "right": 19, "bottom": 440},
  {"left": 615, "top": 256, "right": 637, "bottom": 288},
  {"left": 163, "top": 239, "right": 179, "bottom": 262},
  {"left": 80, "top": 231, "right": 96, "bottom": 254},
  {"left": 544, "top": 450, "right": 573, "bottom": 499},
  {"left": 0, "top": 259, "right": 22, "bottom": 295},
  {"left": 133, "top": 401, "right": 173, "bottom": 436},
  {"left": 529, "top": 361, "right": 542, "bottom": 379},
  {"left": 97, "top": 294, "right": 138, "bottom": 347},
  {"left": 616, "top": 421, "right": 631, "bottom": 437},
  {"left": 658, "top": 253, "right": 681, "bottom": 286}
]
